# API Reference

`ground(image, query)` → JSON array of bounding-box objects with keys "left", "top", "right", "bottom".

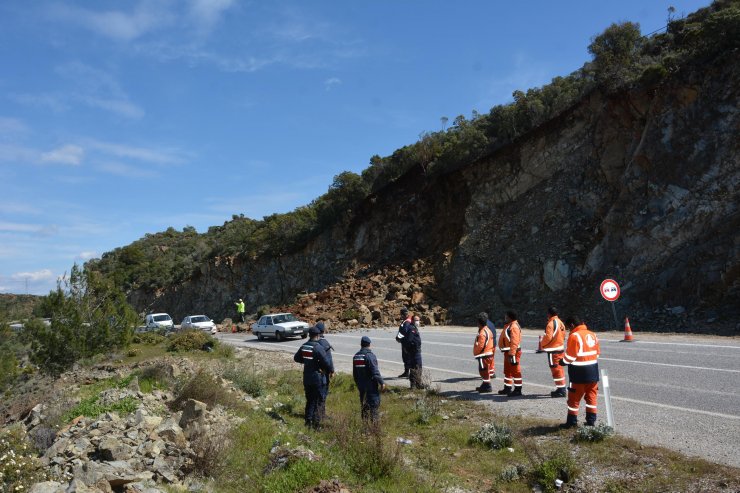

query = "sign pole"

[
  {"left": 601, "top": 369, "right": 615, "bottom": 428},
  {"left": 610, "top": 302, "right": 619, "bottom": 331}
]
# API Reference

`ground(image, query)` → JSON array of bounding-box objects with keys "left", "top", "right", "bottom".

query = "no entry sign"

[{"left": 600, "top": 279, "right": 620, "bottom": 302}]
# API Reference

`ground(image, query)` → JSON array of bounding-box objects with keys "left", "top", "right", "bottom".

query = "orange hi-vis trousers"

[
  {"left": 567, "top": 382, "right": 598, "bottom": 416},
  {"left": 477, "top": 355, "right": 495, "bottom": 382},
  {"left": 503, "top": 349, "right": 522, "bottom": 388},
  {"left": 547, "top": 351, "right": 566, "bottom": 389}
]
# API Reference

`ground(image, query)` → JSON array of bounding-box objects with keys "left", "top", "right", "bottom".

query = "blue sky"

[{"left": 0, "top": 0, "right": 710, "bottom": 295}]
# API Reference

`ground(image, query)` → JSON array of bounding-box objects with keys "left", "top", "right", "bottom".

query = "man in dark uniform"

[
  {"left": 315, "top": 320, "right": 334, "bottom": 421},
  {"left": 294, "top": 326, "right": 334, "bottom": 429},
  {"left": 353, "top": 336, "right": 386, "bottom": 423},
  {"left": 395, "top": 307, "right": 414, "bottom": 378},
  {"left": 405, "top": 316, "right": 424, "bottom": 389}
]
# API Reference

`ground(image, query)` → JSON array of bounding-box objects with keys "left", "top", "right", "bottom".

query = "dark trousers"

[
  {"left": 359, "top": 389, "right": 380, "bottom": 423},
  {"left": 318, "top": 376, "right": 330, "bottom": 420},
  {"left": 304, "top": 384, "right": 324, "bottom": 426},
  {"left": 401, "top": 346, "right": 411, "bottom": 371}
]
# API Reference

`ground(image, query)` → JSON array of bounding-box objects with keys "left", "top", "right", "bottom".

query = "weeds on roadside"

[
  {"left": 470, "top": 423, "right": 513, "bottom": 450},
  {"left": 330, "top": 413, "right": 401, "bottom": 482},
  {"left": 172, "top": 369, "right": 236, "bottom": 409},
  {"left": 137, "top": 364, "right": 173, "bottom": 393},
  {"left": 0, "top": 425, "right": 49, "bottom": 492},
  {"left": 222, "top": 364, "right": 263, "bottom": 398},
  {"left": 189, "top": 424, "right": 231, "bottom": 479},
  {"left": 574, "top": 423, "right": 614, "bottom": 443},
  {"left": 167, "top": 330, "right": 215, "bottom": 352},
  {"left": 61, "top": 395, "right": 138, "bottom": 422},
  {"left": 413, "top": 393, "right": 441, "bottom": 424},
  {"left": 530, "top": 451, "right": 580, "bottom": 493}
]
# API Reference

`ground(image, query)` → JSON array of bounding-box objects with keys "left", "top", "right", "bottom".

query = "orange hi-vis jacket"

[
  {"left": 541, "top": 316, "right": 565, "bottom": 352},
  {"left": 563, "top": 324, "right": 601, "bottom": 383},
  {"left": 498, "top": 321, "right": 522, "bottom": 356},
  {"left": 473, "top": 325, "right": 495, "bottom": 359}
]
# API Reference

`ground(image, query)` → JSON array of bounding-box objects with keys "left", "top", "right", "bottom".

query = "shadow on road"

[
  {"left": 438, "top": 389, "right": 552, "bottom": 403},
  {"left": 520, "top": 424, "right": 563, "bottom": 436}
]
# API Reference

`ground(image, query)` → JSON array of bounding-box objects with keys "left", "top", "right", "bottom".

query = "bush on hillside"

[
  {"left": 167, "top": 330, "right": 215, "bottom": 352},
  {"left": 470, "top": 423, "right": 513, "bottom": 450},
  {"left": 0, "top": 425, "right": 50, "bottom": 492},
  {"left": 23, "top": 265, "right": 138, "bottom": 376}
]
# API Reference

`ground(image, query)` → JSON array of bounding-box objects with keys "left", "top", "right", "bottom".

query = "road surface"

[{"left": 215, "top": 327, "right": 740, "bottom": 467}]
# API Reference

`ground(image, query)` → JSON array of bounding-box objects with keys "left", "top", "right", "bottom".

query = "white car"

[
  {"left": 252, "top": 313, "right": 309, "bottom": 341},
  {"left": 181, "top": 315, "right": 217, "bottom": 333},
  {"left": 145, "top": 313, "right": 174, "bottom": 331}
]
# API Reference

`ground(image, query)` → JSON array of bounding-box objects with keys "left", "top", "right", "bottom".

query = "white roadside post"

[{"left": 601, "top": 369, "right": 615, "bottom": 428}]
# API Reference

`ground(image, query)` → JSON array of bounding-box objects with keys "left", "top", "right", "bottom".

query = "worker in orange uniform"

[
  {"left": 498, "top": 310, "right": 523, "bottom": 397},
  {"left": 559, "top": 315, "right": 601, "bottom": 428},
  {"left": 473, "top": 312, "right": 495, "bottom": 393},
  {"left": 541, "top": 306, "right": 567, "bottom": 397}
]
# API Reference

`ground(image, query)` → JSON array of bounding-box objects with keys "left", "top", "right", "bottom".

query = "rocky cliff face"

[{"left": 134, "top": 57, "right": 739, "bottom": 333}]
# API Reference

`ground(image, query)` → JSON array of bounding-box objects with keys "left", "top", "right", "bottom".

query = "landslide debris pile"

[{"left": 279, "top": 259, "right": 448, "bottom": 327}]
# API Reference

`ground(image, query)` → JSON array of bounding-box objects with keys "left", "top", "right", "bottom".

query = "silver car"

[
  {"left": 181, "top": 315, "right": 217, "bottom": 333},
  {"left": 252, "top": 313, "right": 309, "bottom": 341}
]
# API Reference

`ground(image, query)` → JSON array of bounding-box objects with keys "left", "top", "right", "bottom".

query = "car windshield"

[
  {"left": 153, "top": 315, "right": 171, "bottom": 322},
  {"left": 272, "top": 314, "right": 297, "bottom": 324},
  {"left": 190, "top": 316, "right": 209, "bottom": 323}
]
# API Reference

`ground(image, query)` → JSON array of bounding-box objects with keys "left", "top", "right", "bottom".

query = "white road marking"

[
  {"left": 600, "top": 357, "right": 740, "bottom": 374},
  {"left": 329, "top": 351, "right": 740, "bottom": 421}
]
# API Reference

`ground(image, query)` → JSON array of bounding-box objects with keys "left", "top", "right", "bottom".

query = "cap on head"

[
  {"left": 308, "top": 326, "right": 321, "bottom": 336},
  {"left": 361, "top": 335, "right": 371, "bottom": 347},
  {"left": 400, "top": 307, "right": 409, "bottom": 316},
  {"left": 316, "top": 321, "right": 325, "bottom": 333}
]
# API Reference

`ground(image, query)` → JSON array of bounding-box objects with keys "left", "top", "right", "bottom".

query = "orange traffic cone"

[
  {"left": 536, "top": 335, "right": 544, "bottom": 353},
  {"left": 232, "top": 325, "right": 236, "bottom": 333},
  {"left": 622, "top": 317, "right": 634, "bottom": 342}
]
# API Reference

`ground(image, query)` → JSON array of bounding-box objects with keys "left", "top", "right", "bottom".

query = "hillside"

[
  {"left": 89, "top": 2, "right": 740, "bottom": 333},
  {"left": 0, "top": 294, "right": 43, "bottom": 321}
]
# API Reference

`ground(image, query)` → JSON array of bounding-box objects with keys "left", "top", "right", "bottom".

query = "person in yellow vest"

[
  {"left": 541, "top": 306, "right": 567, "bottom": 397},
  {"left": 235, "top": 298, "right": 245, "bottom": 323},
  {"left": 559, "top": 315, "right": 601, "bottom": 428}
]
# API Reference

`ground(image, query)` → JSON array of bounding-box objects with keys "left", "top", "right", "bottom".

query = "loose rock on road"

[{"left": 216, "top": 327, "right": 740, "bottom": 467}]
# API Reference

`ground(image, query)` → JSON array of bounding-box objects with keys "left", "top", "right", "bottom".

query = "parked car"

[
  {"left": 144, "top": 313, "right": 174, "bottom": 331},
  {"left": 181, "top": 315, "right": 217, "bottom": 334},
  {"left": 252, "top": 313, "right": 309, "bottom": 341}
]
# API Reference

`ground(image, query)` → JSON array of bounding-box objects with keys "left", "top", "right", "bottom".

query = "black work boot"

[
  {"left": 585, "top": 412, "right": 597, "bottom": 427},
  {"left": 508, "top": 387, "right": 523, "bottom": 397},
  {"left": 559, "top": 414, "right": 578, "bottom": 429},
  {"left": 497, "top": 386, "right": 512, "bottom": 395},
  {"left": 550, "top": 388, "right": 567, "bottom": 398},
  {"left": 476, "top": 382, "right": 493, "bottom": 393},
  {"left": 398, "top": 370, "right": 409, "bottom": 378}
]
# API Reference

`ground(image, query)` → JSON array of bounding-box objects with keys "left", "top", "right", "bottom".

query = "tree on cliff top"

[{"left": 588, "top": 21, "right": 643, "bottom": 91}]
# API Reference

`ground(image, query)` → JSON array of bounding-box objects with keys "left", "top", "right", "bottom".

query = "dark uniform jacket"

[
  {"left": 317, "top": 337, "right": 333, "bottom": 368},
  {"left": 353, "top": 348, "right": 384, "bottom": 394},
  {"left": 294, "top": 340, "right": 333, "bottom": 386}
]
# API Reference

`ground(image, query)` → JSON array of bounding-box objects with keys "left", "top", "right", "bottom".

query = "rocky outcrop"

[{"left": 131, "top": 56, "right": 739, "bottom": 333}]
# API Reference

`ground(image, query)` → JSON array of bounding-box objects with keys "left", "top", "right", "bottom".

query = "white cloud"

[
  {"left": 0, "top": 117, "right": 28, "bottom": 136},
  {"left": 11, "top": 269, "right": 54, "bottom": 282},
  {"left": 0, "top": 201, "right": 41, "bottom": 215},
  {"left": 77, "top": 251, "right": 99, "bottom": 260},
  {"left": 97, "top": 161, "right": 157, "bottom": 178},
  {"left": 48, "top": 2, "right": 172, "bottom": 42},
  {"left": 40, "top": 144, "right": 84, "bottom": 165},
  {"left": 324, "top": 77, "right": 342, "bottom": 91},
  {"left": 0, "top": 222, "right": 58, "bottom": 237},
  {"left": 85, "top": 139, "right": 187, "bottom": 165},
  {"left": 189, "top": 0, "right": 235, "bottom": 32}
]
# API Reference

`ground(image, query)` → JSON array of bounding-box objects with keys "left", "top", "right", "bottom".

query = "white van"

[{"left": 145, "top": 313, "right": 174, "bottom": 331}]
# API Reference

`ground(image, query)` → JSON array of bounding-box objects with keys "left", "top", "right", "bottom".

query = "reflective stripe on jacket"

[
  {"left": 474, "top": 326, "right": 494, "bottom": 359},
  {"left": 562, "top": 324, "right": 600, "bottom": 383},
  {"left": 498, "top": 321, "right": 521, "bottom": 355},
  {"left": 541, "top": 316, "right": 565, "bottom": 352}
]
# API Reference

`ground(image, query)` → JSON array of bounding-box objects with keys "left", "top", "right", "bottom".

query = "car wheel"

[
  {"left": 256, "top": 331, "right": 264, "bottom": 341},
  {"left": 275, "top": 330, "right": 284, "bottom": 342},
  {"left": 301, "top": 332, "right": 307, "bottom": 339}
]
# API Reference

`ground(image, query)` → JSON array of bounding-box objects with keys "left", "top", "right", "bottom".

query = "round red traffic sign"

[{"left": 600, "top": 279, "right": 620, "bottom": 302}]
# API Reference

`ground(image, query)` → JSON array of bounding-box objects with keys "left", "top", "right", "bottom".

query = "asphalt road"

[{"left": 215, "top": 327, "right": 740, "bottom": 468}]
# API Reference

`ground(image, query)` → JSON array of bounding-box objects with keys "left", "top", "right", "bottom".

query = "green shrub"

[
  {"left": 167, "top": 330, "right": 215, "bottom": 352},
  {"left": 137, "top": 364, "right": 173, "bottom": 393},
  {"left": 500, "top": 464, "right": 524, "bottom": 481},
  {"left": 127, "top": 348, "right": 141, "bottom": 357},
  {"left": 470, "top": 423, "right": 513, "bottom": 450},
  {"left": 61, "top": 395, "right": 139, "bottom": 422},
  {"left": 340, "top": 308, "right": 360, "bottom": 321},
  {"left": 331, "top": 414, "right": 400, "bottom": 481},
  {"left": 223, "top": 365, "right": 264, "bottom": 397},
  {"left": 213, "top": 342, "right": 235, "bottom": 358},
  {"left": 172, "top": 369, "right": 236, "bottom": 409},
  {"left": 0, "top": 425, "right": 49, "bottom": 492},
  {"left": 256, "top": 305, "right": 272, "bottom": 318},
  {"left": 413, "top": 394, "right": 440, "bottom": 425},
  {"left": 574, "top": 423, "right": 614, "bottom": 443},
  {"left": 531, "top": 452, "right": 580, "bottom": 493}
]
